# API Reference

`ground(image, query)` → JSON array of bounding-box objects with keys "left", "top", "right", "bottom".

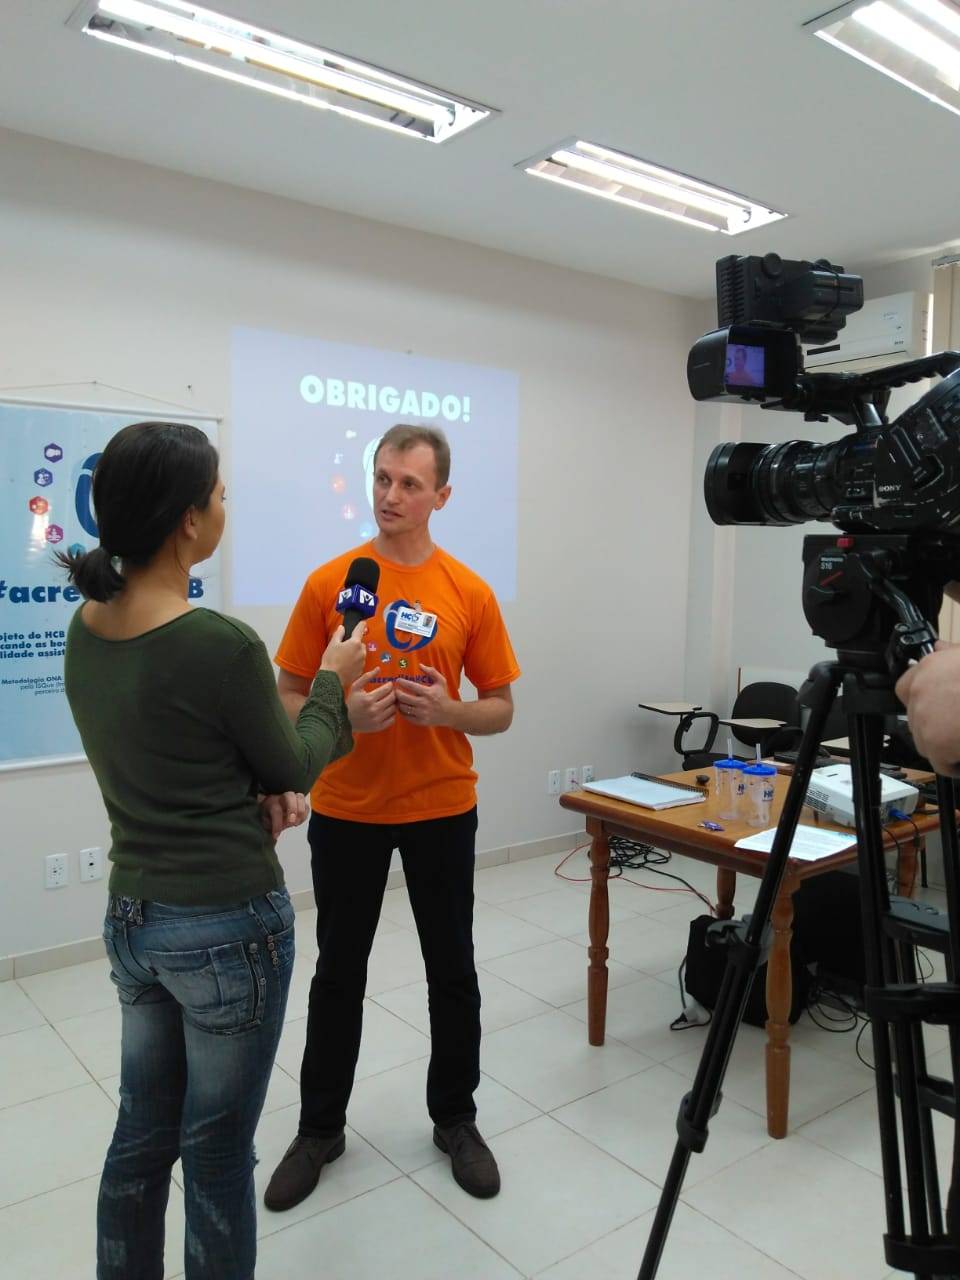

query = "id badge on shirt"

[{"left": 394, "top": 606, "right": 437, "bottom": 639}]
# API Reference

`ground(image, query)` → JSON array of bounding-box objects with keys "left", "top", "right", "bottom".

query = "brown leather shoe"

[
  {"left": 263, "top": 1132, "right": 346, "bottom": 1212},
  {"left": 433, "top": 1122, "right": 501, "bottom": 1199}
]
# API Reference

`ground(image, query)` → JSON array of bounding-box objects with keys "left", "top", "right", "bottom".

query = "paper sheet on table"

[{"left": 734, "top": 824, "right": 855, "bottom": 860}]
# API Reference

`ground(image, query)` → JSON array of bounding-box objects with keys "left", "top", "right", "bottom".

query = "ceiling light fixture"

[
  {"left": 807, "top": 0, "right": 960, "bottom": 118},
  {"left": 518, "top": 139, "right": 787, "bottom": 235},
  {"left": 67, "top": 0, "right": 493, "bottom": 142}
]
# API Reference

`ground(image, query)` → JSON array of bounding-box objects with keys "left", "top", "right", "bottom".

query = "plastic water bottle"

[
  {"left": 713, "top": 757, "right": 742, "bottom": 820},
  {"left": 741, "top": 762, "right": 777, "bottom": 827}
]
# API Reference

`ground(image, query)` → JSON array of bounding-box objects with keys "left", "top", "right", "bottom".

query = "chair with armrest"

[{"left": 640, "top": 682, "right": 801, "bottom": 771}]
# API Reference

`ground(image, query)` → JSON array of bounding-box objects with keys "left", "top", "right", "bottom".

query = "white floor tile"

[
  {"left": 535, "top": 1201, "right": 800, "bottom": 1279},
  {"left": 498, "top": 887, "right": 641, "bottom": 937},
  {"left": 271, "top": 1014, "right": 307, "bottom": 1080},
  {"left": 684, "top": 1136, "right": 889, "bottom": 1279},
  {"left": 261, "top": 1063, "right": 303, "bottom": 1116},
  {"left": 553, "top": 1063, "right": 772, "bottom": 1189},
  {"left": 0, "top": 1084, "right": 116, "bottom": 1207},
  {"left": 472, "top": 905, "right": 559, "bottom": 962},
  {"left": 561, "top": 975, "right": 704, "bottom": 1063},
  {"left": 548, "top": 846, "right": 597, "bottom": 888},
  {"left": 374, "top": 915, "right": 405, "bottom": 936},
  {"left": 475, "top": 853, "right": 589, "bottom": 906},
  {"left": 481, "top": 937, "right": 639, "bottom": 1008},
  {"left": 799, "top": 1084, "right": 956, "bottom": 1188},
  {"left": 6, "top": 882, "right": 942, "bottom": 1280},
  {"left": 668, "top": 1021, "right": 875, "bottom": 1130},
  {"left": 568, "top": 914, "right": 690, "bottom": 978},
  {"left": 481, "top": 1010, "right": 651, "bottom": 1111},
  {"left": 378, "top": 888, "right": 418, "bottom": 931},
  {"left": 346, "top": 1060, "right": 540, "bottom": 1173},
  {"left": 96, "top": 1075, "right": 120, "bottom": 1108},
  {"left": 255, "top": 1177, "right": 522, "bottom": 1279},
  {"left": 412, "top": 1114, "right": 659, "bottom": 1276},
  {"left": 0, "top": 980, "right": 46, "bottom": 1038},
  {"left": 790, "top": 1004, "right": 949, "bottom": 1068},
  {"left": 0, "top": 1024, "right": 90, "bottom": 1110},
  {"left": 279, "top": 951, "right": 319, "bottom": 1023},
  {"left": 649, "top": 899, "right": 718, "bottom": 931},
  {"left": 365, "top": 929, "right": 431, "bottom": 996},
  {"left": 0, "top": 1171, "right": 187, "bottom": 1280},
  {"left": 273, "top": 1004, "right": 429, "bottom": 1087},
  {"left": 252, "top": 1103, "right": 399, "bottom": 1238},
  {"left": 16, "top": 959, "right": 113, "bottom": 1022},
  {"left": 53, "top": 1005, "right": 122, "bottom": 1080},
  {"left": 374, "top": 970, "right": 551, "bottom": 1038}
]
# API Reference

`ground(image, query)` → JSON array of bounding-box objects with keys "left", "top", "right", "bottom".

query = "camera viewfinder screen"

[{"left": 725, "top": 344, "right": 765, "bottom": 389}]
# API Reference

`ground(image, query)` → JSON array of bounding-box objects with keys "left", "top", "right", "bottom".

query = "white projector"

[{"left": 804, "top": 764, "right": 918, "bottom": 829}]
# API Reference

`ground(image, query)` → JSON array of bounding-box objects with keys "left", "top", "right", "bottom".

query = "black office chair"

[
  {"left": 672, "top": 682, "right": 801, "bottom": 771},
  {"left": 762, "top": 699, "right": 846, "bottom": 770}
]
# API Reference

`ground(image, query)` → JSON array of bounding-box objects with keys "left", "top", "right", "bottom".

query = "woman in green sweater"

[{"left": 59, "top": 421, "right": 366, "bottom": 1280}]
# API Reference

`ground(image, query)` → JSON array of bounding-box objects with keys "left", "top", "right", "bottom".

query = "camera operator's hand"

[
  {"left": 319, "top": 623, "right": 368, "bottom": 690},
  {"left": 347, "top": 667, "right": 397, "bottom": 733},
  {"left": 895, "top": 641, "right": 960, "bottom": 776}
]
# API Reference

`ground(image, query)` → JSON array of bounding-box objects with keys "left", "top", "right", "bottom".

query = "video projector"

[{"left": 804, "top": 764, "right": 918, "bottom": 828}]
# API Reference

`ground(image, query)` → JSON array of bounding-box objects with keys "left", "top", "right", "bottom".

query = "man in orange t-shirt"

[{"left": 264, "top": 425, "right": 520, "bottom": 1212}]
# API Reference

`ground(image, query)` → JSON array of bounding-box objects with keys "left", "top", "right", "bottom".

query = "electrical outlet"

[
  {"left": 80, "top": 847, "right": 103, "bottom": 883},
  {"left": 580, "top": 764, "right": 595, "bottom": 786},
  {"left": 45, "top": 853, "right": 68, "bottom": 889},
  {"left": 547, "top": 769, "right": 562, "bottom": 796},
  {"left": 564, "top": 767, "right": 579, "bottom": 793}
]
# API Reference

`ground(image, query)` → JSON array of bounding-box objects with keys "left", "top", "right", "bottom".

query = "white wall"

[{"left": 0, "top": 128, "right": 703, "bottom": 962}]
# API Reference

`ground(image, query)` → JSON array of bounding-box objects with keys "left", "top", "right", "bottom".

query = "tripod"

[{"left": 639, "top": 533, "right": 960, "bottom": 1280}]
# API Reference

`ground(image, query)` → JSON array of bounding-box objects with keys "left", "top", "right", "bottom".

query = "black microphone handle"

[{"left": 341, "top": 610, "right": 365, "bottom": 641}]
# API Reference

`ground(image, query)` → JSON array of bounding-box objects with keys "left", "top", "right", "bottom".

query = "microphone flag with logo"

[{"left": 336, "top": 557, "right": 380, "bottom": 639}]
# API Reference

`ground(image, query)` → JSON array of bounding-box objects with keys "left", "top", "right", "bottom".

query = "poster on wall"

[
  {"left": 0, "top": 402, "right": 221, "bottom": 771},
  {"left": 230, "top": 328, "right": 519, "bottom": 607}
]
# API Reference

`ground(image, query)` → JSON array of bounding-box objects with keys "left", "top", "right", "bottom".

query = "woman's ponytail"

[{"left": 55, "top": 545, "right": 125, "bottom": 603}]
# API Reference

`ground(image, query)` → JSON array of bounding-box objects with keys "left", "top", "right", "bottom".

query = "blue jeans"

[{"left": 98, "top": 889, "right": 295, "bottom": 1280}]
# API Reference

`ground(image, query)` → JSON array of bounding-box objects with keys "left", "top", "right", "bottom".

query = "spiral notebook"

[{"left": 582, "top": 772, "right": 707, "bottom": 810}]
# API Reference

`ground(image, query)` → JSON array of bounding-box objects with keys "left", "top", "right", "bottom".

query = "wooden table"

[{"left": 560, "top": 769, "right": 939, "bottom": 1138}]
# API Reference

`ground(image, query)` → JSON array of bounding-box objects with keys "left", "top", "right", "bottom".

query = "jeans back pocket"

[{"left": 146, "top": 940, "right": 266, "bottom": 1034}]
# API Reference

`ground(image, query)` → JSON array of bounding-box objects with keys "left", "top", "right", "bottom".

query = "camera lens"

[{"left": 705, "top": 439, "right": 843, "bottom": 526}]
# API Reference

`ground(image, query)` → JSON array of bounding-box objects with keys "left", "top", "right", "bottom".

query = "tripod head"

[{"left": 801, "top": 532, "right": 958, "bottom": 677}]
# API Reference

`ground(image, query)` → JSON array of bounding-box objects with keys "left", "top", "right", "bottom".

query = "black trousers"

[{"left": 298, "top": 807, "right": 481, "bottom": 1137}]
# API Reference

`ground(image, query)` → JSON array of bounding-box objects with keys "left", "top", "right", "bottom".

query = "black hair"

[{"left": 56, "top": 421, "right": 219, "bottom": 603}]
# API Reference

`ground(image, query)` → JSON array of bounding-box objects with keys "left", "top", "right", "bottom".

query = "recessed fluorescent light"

[
  {"left": 67, "top": 0, "right": 493, "bottom": 142},
  {"left": 518, "top": 140, "right": 787, "bottom": 235},
  {"left": 807, "top": 0, "right": 960, "bottom": 119}
]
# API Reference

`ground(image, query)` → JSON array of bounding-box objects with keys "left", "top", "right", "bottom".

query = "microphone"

[{"left": 336, "top": 557, "right": 380, "bottom": 639}]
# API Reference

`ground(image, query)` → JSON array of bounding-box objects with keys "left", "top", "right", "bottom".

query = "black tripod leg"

[
  {"left": 637, "top": 663, "right": 842, "bottom": 1280},
  {"left": 849, "top": 710, "right": 921, "bottom": 1259},
  {"left": 934, "top": 775, "right": 960, "bottom": 1245},
  {"left": 898, "top": 939, "right": 944, "bottom": 1238}
]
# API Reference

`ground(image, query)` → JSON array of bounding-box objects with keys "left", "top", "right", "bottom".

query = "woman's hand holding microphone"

[{"left": 320, "top": 622, "right": 369, "bottom": 689}]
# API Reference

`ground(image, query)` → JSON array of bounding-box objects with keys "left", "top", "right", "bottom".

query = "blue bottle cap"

[
  {"left": 742, "top": 762, "right": 777, "bottom": 777},
  {"left": 714, "top": 757, "right": 742, "bottom": 770}
]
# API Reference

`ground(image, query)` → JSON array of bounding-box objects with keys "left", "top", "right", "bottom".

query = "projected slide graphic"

[{"left": 230, "top": 328, "right": 519, "bottom": 607}]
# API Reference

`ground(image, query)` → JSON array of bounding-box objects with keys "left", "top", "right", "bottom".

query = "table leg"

[
  {"left": 716, "top": 867, "right": 736, "bottom": 920},
  {"left": 587, "top": 818, "right": 610, "bottom": 1047},
  {"left": 898, "top": 836, "right": 920, "bottom": 898},
  {"left": 765, "top": 882, "right": 796, "bottom": 1139}
]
